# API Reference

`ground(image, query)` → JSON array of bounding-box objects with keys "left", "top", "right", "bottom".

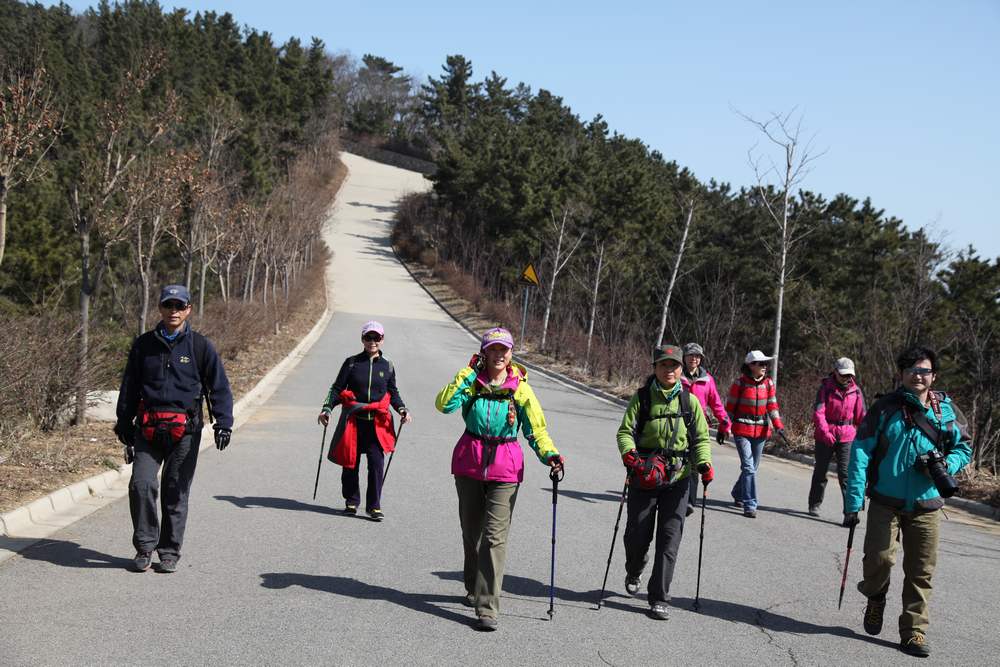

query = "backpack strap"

[
  {"left": 633, "top": 375, "right": 655, "bottom": 442},
  {"left": 868, "top": 390, "right": 951, "bottom": 492},
  {"left": 634, "top": 377, "right": 695, "bottom": 455}
]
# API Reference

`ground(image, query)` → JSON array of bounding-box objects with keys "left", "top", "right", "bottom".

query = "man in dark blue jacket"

[{"left": 114, "top": 285, "right": 234, "bottom": 573}]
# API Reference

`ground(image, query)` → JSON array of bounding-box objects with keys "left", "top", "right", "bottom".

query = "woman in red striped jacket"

[{"left": 726, "top": 350, "right": 787, "bottom": 518}]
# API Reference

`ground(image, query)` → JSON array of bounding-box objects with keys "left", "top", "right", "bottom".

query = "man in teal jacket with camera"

[{"left": 844, "top": 345, "right": 971, "bottom": 658}]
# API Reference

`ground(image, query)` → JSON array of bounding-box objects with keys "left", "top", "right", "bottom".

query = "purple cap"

[
  {"left": 361, "top": 320, "right": 384, "bottom": 336},
  {"left": 480, "top": 327, "right": 514, "bottom": 350}
]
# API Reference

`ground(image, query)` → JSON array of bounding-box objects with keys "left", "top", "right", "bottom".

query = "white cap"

[
  {"left": 834, "top": 357, "right": 856, "bottom": 376},
  {"left": 744, "top": 350, "right": 773, "bottom": 364}
]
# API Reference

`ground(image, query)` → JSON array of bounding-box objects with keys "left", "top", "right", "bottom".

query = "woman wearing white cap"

[
  {"left": 725, "top": 350, "right": 786, "bottom": 518},
  {"left": 808, "top": 357, "right": 866, "bottom": 524},
  {"left": 318, "top": 320, "right": 411, "bottom": 521}
]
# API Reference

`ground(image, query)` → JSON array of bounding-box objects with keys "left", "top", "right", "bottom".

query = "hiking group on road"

[{"left": 111, "top": 283, "right": 972, "bottom": 659}]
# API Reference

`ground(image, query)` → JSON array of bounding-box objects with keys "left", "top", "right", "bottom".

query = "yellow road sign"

[{"left": 520, "top": 263, "right": 540, "bottom": 287}]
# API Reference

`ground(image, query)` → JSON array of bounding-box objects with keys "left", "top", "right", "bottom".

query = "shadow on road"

[
  {"left": 214, "top": 495, "right": 354, "bottom": 518},
  {"left": 9, "top": 538, "right": 131, "bottom": 569},
  {"left": 544, "top": 488, "right": 624, "bottom": 504},
  {"left": 259, "top": 572, "right": 475, "bottom": 627},
  {"left": 346, "top": 201, "right": 397, "bottom": 214},
  {"left": 432, "top": 569, "right": 602, "bottom": 607}
]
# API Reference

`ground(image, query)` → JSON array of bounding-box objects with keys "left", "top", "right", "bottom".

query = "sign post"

[{"left": 518, "top": 263, "right": 540, "bottom": 352}]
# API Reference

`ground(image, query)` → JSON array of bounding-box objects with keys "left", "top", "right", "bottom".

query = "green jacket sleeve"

[
  {"left": 514, "top": 381, "right": 558, "bottom": 463},
  {"left": 616, "top": 394, "right": 641, "bottom": 456},
  {"left": 435, "top": 367, "right": 477, "bottom": 414},
  {"left": 946, "top": 403, "right": 973, "bottom": 475}
]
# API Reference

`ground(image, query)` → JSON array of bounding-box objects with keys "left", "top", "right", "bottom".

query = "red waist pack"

[{"left": 138, "top": 402, "right": 188, "bottom": 445}]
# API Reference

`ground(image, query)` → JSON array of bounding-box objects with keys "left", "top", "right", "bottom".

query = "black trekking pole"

[
  {"left": 692, "top": 481, "right": 709, "bottom": 612},
  {"left": 838, "top": 523, "right": 857, "bottom": 609},
  {"left": 547, "top": 465, "right": 564, "bottom": 620},
  {"left": 381, "top": 422, "right": 405, "bottom": 485},
  {"left": 312, "top": 423, "right": 328, "bottom": 501},
  {"left": 597, "top": 475, "right": 629, "bottom": 610}
]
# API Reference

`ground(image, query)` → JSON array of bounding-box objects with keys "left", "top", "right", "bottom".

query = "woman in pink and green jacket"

[{"left": 435, "top": 327, "right": 563, "bottom": 631}]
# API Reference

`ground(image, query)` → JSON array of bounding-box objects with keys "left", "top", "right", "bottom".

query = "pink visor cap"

[
  {"left": 481, "top": 327, "right": 514, "bottom": 350},
  {"left": 361, "top": 320, "right": 384, "bottom": 336}
]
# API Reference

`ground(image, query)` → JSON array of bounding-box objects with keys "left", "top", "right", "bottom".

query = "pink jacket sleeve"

[
  {"left": 813, "top": 383, "right": 834, "bottom": 445},
  {"left": 853, "top": 387, "right": 866, "bottom": 426},
  {"left": 707, "top": 376, "right": 731, "bottom": 432}
]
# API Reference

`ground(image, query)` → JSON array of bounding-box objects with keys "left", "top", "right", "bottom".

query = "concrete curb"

[
  {"left": 0, "top": 166, "right": 348, "bottom": 555},
  {"left": 393, "top": 248, "right": 1000, "bottom": 524}
]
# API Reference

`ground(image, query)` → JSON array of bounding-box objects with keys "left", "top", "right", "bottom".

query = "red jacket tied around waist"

[
  {"left": 328, "top": 389, "right": 395, "bottom": 468},
  {"left": 726, "top": 373, "right": 784, "bottom": 439}
]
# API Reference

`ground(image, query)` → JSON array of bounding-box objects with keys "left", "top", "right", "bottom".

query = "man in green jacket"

[
  {"left": 844, "top": 345, "right": 971, "bottom": 658},
  {"left": 616, "top": 343, "right": 713, "bottom": 620}
]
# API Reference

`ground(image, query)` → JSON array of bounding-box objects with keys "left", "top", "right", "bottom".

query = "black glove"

[
  {"left": 777, "top": 428, "right": 790, "bottom": 446},
  {"left": 843, "top": 512, "right": 860, "bottom": 528},
  {"left": 214, "top": 427, "right": 232, "bottom": 451},
  {"left": 114, "top": 421, "right": 134, "bottom": 447},
  {"left": 715, "top": 430, "right": 727, "bottom": 445}
]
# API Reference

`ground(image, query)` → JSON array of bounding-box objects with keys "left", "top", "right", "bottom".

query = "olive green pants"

[
  {"left": 455, "top": 477, "right": 519, "bottom": 620},
  {"left": 857, "top": 500, "right": 940, "bottom": 638}
]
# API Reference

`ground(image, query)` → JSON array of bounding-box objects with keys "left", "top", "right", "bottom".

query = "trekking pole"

[
  {"left": 547, "top": 465, "right": 564, "bottom": 620},
  {"left": 312, "top": 423, "right": 328, "bottom": 500},
  {"left": 381, "top": 422, "right": 405, "bottom": 485},
  {"left": 692, "top": 481, "right": 708, "bottom": 612},
  {"left": 597, "top": 475, "right": 629, "bottom": 610},
  {"left": 838, "top": 523, "right": 857, "bottom": 609}
]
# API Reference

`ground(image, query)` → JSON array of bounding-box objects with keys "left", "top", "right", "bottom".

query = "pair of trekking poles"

[
  {"left": 596, "top": 474, "right": 710, "bottom": 611},
  {"left": 312, "top": 421, "right": 406, "bottom": 500}
]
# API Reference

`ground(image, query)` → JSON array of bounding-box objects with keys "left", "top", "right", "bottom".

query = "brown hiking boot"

[
  {"left": 863, "top": 597, "right": 886, "bottom": 635},
  {"left": 899, "top": 633, "right": 930, "bottom": 658}
]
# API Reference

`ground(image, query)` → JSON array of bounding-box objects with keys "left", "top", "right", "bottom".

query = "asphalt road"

[{"left": 1, "top": 154, "right": 997, "bottom": 666}]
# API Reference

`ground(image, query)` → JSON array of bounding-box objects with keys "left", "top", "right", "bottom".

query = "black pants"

[
  {"left": 341, "top": 420, "right": 385, "bottom": 511},
  {"left": 129, "top": 431, "right": 200, "bottom": 559},
  {"left": 623, "top": 479, "right": 688, "bottom": 604},
  {"left": 687, "top": 473, "right": 700, "bottom": 508},
  {"left": 808, "top": 440, "right": 850, "bottom": 511}
]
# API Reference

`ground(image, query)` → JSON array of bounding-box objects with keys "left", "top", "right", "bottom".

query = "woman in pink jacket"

[
  {"left": 808, "top": 357, "right": 866, "bottom": 524},
  {"left": 680, "top": 343, "right": 731, "bottom": 515}
]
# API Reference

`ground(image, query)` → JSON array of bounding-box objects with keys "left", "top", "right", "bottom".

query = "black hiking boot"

[
  {"left": 863, "top": 596, "right": 886, "bottom": 635},
  {"left": 156, "top": 556, "right": 178, "bottom": 573},
  {"left": 344, "top": 504, "right": 357, "bottom": 515},
  {"left": 625, "top": 574, "right": 642, "bottom": 596},
  {"left": 899, "top": 633, "right": 930, "bottom": 657},
  {"left": 476, "top": 615, "right": 497, "bottom": 631},
  {"left": 130, "top": 551, "right": 152, "bottom": 572},
  {"left": 648, "top": 602, "right": 669, "bottom": 620},
  {"left": 808, "top": 505, "right": 821, "bottom": 517},
  {"left": 368, "top": 508, "right": 384, "bottom": 522}
]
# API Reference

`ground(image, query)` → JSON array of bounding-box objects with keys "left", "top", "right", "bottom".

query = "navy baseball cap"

[{"left": 159, "top": 284, "right": 191, "bottom": 305}]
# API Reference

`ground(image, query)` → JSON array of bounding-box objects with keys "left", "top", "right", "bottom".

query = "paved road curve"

[{"left": 1, "top": 154, "right": 997, "bottom": 666}]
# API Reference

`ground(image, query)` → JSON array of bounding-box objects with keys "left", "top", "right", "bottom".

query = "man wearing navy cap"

[{"left": 114, "top": 284, "right": 234, "bottom": 573}]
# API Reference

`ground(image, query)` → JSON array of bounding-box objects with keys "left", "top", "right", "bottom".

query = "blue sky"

[{"left": 53, "top": 1, "right": 1000, "bottom": 259}]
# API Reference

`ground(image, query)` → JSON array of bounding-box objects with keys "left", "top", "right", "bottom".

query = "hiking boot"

[
  {"left": 863, "top": 597, "right": 886, "bottom": 635},
  {"left": 733, "top": 498, "right": 743, "bottom": 508},
  {"left": 130, "top": 551, "right": 152, "bottom": 572},
  {"left": 156, "top": 557, "right": 178, "bottom": 574},
  {"left": 368, "top": 508, "right": 384, "bottom": 522},
  {"left": 743, "top": 509, "right": 757, "bottom": 519},
  {"left": 899, "top": 633, "right": 930, "bottom": 658},
  {"left": 686, "top": 504, "right": 695, "bottom": 517},
  {"left": 808, "top": 505, "right": 821, "bottom": 517},
  {"left": 476, "top": 615, "right": 497, "bottom": 632},
  {"left": 648, "top": 602, "right": 669, "bottom": 620},
  {"left": 461, "top": 593, "right": 476, "bottom": 608},
  {"left": 344, "top": 504, "right": 357, "bottom": 515},
  {"left": 625, "top": 574, "right": 642, "bottom": 596}
]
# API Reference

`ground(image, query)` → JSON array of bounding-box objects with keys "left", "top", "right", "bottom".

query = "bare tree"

[
  {"left": 655, "top": 198, "right": 695, "bottom": 346},
  {"left": 739, "top": 108, "right": 825, "bottom": 387},
  {"left": 0, "top": 60, "right": 62, "bottom": 267},
  {"left": 539, "top": 204, "right": 586, "bottom": 350}
]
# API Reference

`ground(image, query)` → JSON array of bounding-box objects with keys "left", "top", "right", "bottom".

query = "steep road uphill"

[{"left": 0, "top": 153, "right": 997, "bottom": 665}]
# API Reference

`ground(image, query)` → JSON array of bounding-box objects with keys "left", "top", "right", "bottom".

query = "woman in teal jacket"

[
  {"left": 843, "top": 346, "right": 971, "bottom": 658},
  {"left": 435, "top": 327, "right": 563, "bottom": 631}
]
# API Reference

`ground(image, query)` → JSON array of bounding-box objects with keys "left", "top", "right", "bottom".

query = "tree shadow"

[
  {"left": 259, "top": 572, "right": 475, "bottom": 627},
  {"left": 8, "top": 538, "right": 131, "bottom": 569},
  {"left": 214, "top": 495, "right": 353, "bottom": 518},
  {"left": 543, "top": 488, "right": 624, "bottom": 504},
  {"left": 346, "top": 201, "right": 397, "bottom": 214}
]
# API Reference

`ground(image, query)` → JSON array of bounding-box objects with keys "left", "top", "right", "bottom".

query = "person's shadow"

[
  {"left": 214, "top": 495, "right": 353, "bottom": 518},
  {"left": 4, "top": 538, "right": 131, "bottom": 569},
  {"left": 259, "top": 572, "right": 475, "bottom": 627},
  {"left": 432, "top": 570, "right": 599, "bottom": 609},
  {"left": 546, "top": 488, "right": 624, "bottom": 504}
]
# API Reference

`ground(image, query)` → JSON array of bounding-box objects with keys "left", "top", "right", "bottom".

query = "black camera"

[{"left": 916, "top": 449, "right": 959, "bottom": 498}]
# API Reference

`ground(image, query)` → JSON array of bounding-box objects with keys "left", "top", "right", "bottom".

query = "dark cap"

[
  {"left": 652, "top": 343, "right": 683, "bottom": 365},
  {"left": 159, "top": 284, "right": 191, "bottom": 305}
]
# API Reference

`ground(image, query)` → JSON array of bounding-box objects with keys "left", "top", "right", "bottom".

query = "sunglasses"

[
  {"left": 161, "top": 301, "right": 189, "bottom": 311},
  {"left": 362, "top": 334, "right": 383, "bottom": 342},
  {"left": 905, "top": 367, "right": 933, "bottom": 377}
]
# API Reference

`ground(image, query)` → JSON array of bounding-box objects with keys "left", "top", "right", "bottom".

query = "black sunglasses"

[
  {"left": 362, "top": 333, "right": 383, "bottom": 342},
  {"left": 161, "top": 301, "right": 189, "bottom": 311}
]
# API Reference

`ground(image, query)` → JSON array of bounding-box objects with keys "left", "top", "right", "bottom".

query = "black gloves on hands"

[
  {"left": 843, "top": 512, "right": 860, "bottom": 528},
  {"left": 123, "top": 445, "right": 135, "bottom": 464},
  {"left": 214, "top": 427, "right": 232, "bottom": 451},
  {"left": 715, "top": 430, "right": 727, "bottom": 445}
]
